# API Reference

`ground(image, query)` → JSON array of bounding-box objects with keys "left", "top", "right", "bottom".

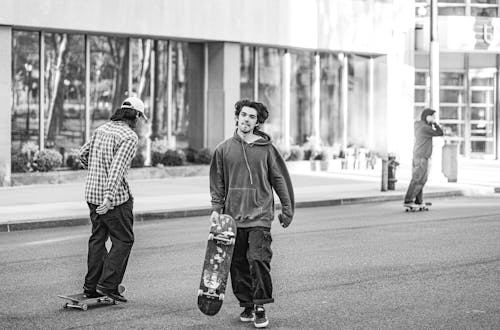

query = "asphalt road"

[{"left": 1, "top": 196, "right": 500, "bottom": 329}]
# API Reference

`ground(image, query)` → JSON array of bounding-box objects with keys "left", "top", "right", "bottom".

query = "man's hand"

[
  {"left": 278, "top": 214, "right": 291, "bottom": 228},
  {"left": 210, "top": 211, "right": 220, "bottom": 225},
  {"left": 96, "top": 198, "right": 113, "bottom": 215}
]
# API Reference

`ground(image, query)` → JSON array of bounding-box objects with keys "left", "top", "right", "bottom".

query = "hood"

[
  {"left": 420, "top": 108, "right": 436, "bottom": 122},
  {"left": 231, "top": 129, "right": 272, "bottom": 186},
  {"left": 232, "top": 129, "right": 272, "bottom": 145}
]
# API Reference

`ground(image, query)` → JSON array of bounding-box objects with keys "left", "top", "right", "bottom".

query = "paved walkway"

[{"left": 0, "top": 165, "right": 472, "bottom": 231}]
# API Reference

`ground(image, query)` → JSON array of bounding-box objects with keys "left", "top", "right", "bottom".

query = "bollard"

[{"left": 381, "top": 158, "right": 388, "bottom": 191}]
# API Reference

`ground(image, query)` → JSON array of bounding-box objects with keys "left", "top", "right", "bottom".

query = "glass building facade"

[
  {"left": 0, "top": 0, "right": 414, "bottom": 185},
  {"left": 415, "top": 0, "right": 500, "bottom": 159},
  {"left": 11, "top": 31, "right": 192, "bottom": 167}
]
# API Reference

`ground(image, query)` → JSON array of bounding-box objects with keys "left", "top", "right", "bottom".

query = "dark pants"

[
  {"left": 231, "top": 226, "right": 274, "bottom": 307},
  {"left": 83, "top": 198, "right": 134, "bottom": 292},
  {"left": 404, "top": 158, "right": 429, "bottom": 204}
]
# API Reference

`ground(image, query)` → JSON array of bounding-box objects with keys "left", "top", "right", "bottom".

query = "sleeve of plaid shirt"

[
  {"left": 104, "top": 137, "right": 138, "bottom": 203},
  {"left": 79, "top": 140, "right": 91, "bottom": 169}
]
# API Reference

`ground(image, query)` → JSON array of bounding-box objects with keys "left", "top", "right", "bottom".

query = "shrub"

[
  {"left": 11, "top": 153, "right": 31, "bottom": 172},
  {"left": 33, "top": 149, "right": 63, "bottom": 172},
  {"left": 303, "top": 148, "right": 313, "bottom": 160},
  {"left": 131, "top": 152, "right": 145, "bottom": 168},
  {"left": 311, "top": 150, "right": 325, "bottom": 161},
  {"left": 194, "top": 148, "right": 212, "bottom": 164},
  {"left": 161, "top": 149, "right": 186, "bottom": 166},
  {"left": 287, "top": 146, "right": 304, "bottom": 161},
  {"left": 276, "top": 145, "right": 291, "bottom": 160},
  {"left": 21, "top": 141, "right": 39, "bottom": 160},
  {"left": 151, "top": 151, "right": 163, "bottom": 167},
  {"left": 66, "top": 148, "right": 84, "bottom": 170},
  {"left": 184, "top": 147, "right": 197, "bottom": 163},
  {"left": 151, "top": 138, "right": 170, "bottom": 154}
]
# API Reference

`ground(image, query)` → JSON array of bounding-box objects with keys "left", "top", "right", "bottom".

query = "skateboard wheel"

[
  {"left": 208, "top": 233, "right": 214, "bottom": 241},
  {"left": 229, "top": 238, "right": 235, "bottom": 245},
  {"left": 197, "top": 289, "right": 203, "bottom": 296},
  {"left": 63, "top": 303, "right": 69, "bottom": 309},
  {"left": 118, "top": 284, "right": 126, "bottom": 294},
  {"left": 81, "top": 304, "right": 88, "bottom": 311},
  {"left": 219, "top": 293, "right": 224, "bottom": 301}
]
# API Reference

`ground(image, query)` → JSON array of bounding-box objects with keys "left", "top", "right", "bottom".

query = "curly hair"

[
  {"left": 234, "top": 99, "right": 269, "bottom": 125},
  {"left": 110, "top": 108, "right": 139, "bottom": 128}
]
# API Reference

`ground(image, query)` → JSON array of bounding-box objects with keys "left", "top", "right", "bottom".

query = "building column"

[
  {"left": 282, "top": 51, "right": 291, "bottom": 149},
  {"left": 0, "top": 26, "right": 12, "bottom": 186},
  {"left": 368, "top": 57, "right": 375, "bottom": 150},
  {"left": 312, "top": 53, "right": 321, "bottom": 150},
  {"left": 205, "top": 42, "right": 240, "bottom": 150},
  {"left": 187, "top": 43, "right": 206, "bottom": 149},
  {"left": 341, "top": 53, "right": 349, "bottom": 152},
  {"left": 496, "top": 55, "right": 500, "bottom": 159}
]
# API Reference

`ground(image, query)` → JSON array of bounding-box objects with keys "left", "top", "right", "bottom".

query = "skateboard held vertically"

[
  {"left": 58, "top": 285, "right": 126, "bottom": 311},
  {"left": 197, "top": 213, "right": 236, "bottom": 316},
  {"left": 404, "top": 202, "right": 431, "bottom": 212}
]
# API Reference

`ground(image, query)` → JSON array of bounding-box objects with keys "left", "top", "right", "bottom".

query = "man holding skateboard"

[
  {"left": 209, "top": 99, "right": 295, "bottom": 328},
  {"left": 404, "top": 108, "right": 444, "bottom": 208},
  {"left": 79, "top": 96, "right": 147, "bottom": 302}
]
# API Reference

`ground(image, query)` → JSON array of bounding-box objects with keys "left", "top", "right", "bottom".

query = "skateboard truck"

[
  {"left": 208, "top": 233, "right": 235, "bottom": 245},
  {"left": 197, "top": 289, "right": 225, "bottom": 301}
]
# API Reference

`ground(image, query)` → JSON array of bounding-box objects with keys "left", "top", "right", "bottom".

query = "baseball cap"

[{"left": 121, "top": 96, "right": 148, "bottom": 120}]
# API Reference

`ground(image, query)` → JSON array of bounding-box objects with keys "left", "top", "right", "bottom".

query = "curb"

[{"left": 0, "top": 190, "right": 464, "bottom": 232}]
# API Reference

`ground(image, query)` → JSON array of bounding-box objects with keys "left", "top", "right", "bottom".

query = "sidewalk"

[{"left": 0, "top": 167, "right": 469, "bottom": 232}]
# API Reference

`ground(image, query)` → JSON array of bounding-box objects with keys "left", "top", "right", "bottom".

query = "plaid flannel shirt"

[{"left": 79, "top": 121, "right": 138, "bottom": 207}]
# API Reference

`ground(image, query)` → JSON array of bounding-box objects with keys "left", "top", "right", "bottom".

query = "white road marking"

[{"left": 23, "top": 234, "right": 88, "bottom": 246}]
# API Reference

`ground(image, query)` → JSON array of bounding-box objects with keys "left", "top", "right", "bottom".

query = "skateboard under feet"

[
  {"left": 404, "top": 202, "right": 432, "bottom": 212},
  {"left": 58, "top": 284, "right": 125, "bottom": 311},
  {"left": 197, "top": 214, "right": 236, "bottom": 316}
]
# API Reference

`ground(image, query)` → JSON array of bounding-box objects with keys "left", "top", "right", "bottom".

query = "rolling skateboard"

[
  {"left": 404, "top": 202, "right": 432, "bottom": 212},
  {"left": 197, "top": 214, "right": 236, "bottom": 316},
  {"left": 58, "top": 285, "right": 125, "bottom": 311}
]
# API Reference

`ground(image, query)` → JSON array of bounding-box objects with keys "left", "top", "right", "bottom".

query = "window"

[
  {"left": 89, "top": 36, "right": 129, "bottom": 132},
  {"left": 170, "top": 42, "right": 189, "bottom": 148},
  {"left": 258, "top": 48, "right": 283, "bottom": 144},
  {"left": 416, "top": 0, "right": 499, "bottom": 17},
  {"left": 471, "top": 0, "right": 498, "bottom": 17},
  {"left": 240, "top": 46, "right": 255, "bottom": 100},
  {"left": 11, "top": 31, "right": 40, "bottom": 153},
  {"left": 43, "top": 32, "right": 85, "bottom": 158},
  {"left": 469, "top": 71, "right": 495, "bottom": 155},
  {"left": 319, "top": 53, "right": 342, "bottom": 147},
  {"left": 290, "top": 51, "right": 314, "bottom": 146}
]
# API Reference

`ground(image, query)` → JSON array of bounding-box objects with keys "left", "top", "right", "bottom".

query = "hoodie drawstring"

[{"left": 241, "top": 141, "right": 253, "bottom": 185}]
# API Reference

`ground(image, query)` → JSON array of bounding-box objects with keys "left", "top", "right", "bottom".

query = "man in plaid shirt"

[{"left": 79, "top": 96, "right": 147, "bottom": 302}]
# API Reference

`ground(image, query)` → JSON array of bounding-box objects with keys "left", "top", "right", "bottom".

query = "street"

[{"left": 1, "top": 196, "right": 500, "bottom": 329}]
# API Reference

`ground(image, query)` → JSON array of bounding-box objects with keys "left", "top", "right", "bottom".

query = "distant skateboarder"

[
  {"left": 79, "top": 96, "right": 147, "bottom": 302},
  {"left": 209, "top": 99, "right": 295, "bottom": 328},
  {"left": 404, "top": 108, "right": 444, "bottom": 208}
]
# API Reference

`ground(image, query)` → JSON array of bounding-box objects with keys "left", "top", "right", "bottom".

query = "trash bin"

[{"left": 442, "top": 141, "right": 458, "bottom": 182}]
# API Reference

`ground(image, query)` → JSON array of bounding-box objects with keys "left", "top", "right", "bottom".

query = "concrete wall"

[
  {"left": 0, "top": 26, "right": 12, "bottom": 185},
  {"left": 206, "top": 43, "right": 241, "bottom": 149},
  {"left": 1, "top": 0, "right": 401, "bottom": 54}
]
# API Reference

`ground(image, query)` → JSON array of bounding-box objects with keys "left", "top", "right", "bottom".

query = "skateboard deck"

[
  {"left": 58, "top": 285, "right": 125, "bottom": 310},
  {"left": 404, "top": 203, "right": 431, "bottom": 212},
  {"left": 197, "top": 214, "right": 236, "bottom": 316}
]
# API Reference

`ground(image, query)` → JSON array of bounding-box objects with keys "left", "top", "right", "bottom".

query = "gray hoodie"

[
  {"left": 413, "top": 120, "right": 444, "bottom": 159},
  {"left": 209, "top": 130, "right": 295, "bottom": 228}
]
